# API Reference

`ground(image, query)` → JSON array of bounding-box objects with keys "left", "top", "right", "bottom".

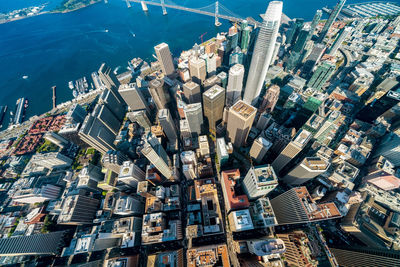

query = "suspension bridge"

[{"left": 126, "top": 0, "right": 263, "bottom": 27}]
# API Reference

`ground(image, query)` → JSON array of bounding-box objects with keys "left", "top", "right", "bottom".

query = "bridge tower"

[
  {"left": 161, "top": 0, "right": 167, "bottom": 15},
  {"left": 215, "top": 1, "right": 221, "bottom": 26}
]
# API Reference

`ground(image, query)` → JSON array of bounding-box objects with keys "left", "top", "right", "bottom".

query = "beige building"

[
  {"left": 226, "top": 100, "right": 256, "bottom": 147},
  {"left": 282, "top": 157, "right": 330, "bottom": 185},
  {"left": 189, "top": 57, "right": 206, "bottom": 84},
  {"left": 203, "top": 85, "right": 225, "bottom": 132},
  {"left": 154, "top": 42, "right": 175, "bottom": 76}
]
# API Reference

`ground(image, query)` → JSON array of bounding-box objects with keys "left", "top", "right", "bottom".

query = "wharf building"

[{"left": 270, "top": 187, "right": 341, "bottom": 225}]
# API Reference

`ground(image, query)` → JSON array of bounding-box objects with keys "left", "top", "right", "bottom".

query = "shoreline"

[{"left": 0, "top": 0, "right": 101, "bottom": 25}]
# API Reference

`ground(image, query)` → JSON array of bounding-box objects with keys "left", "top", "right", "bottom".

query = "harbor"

[{"left": 323, "top": 1, "right": 400, "bottom": 19}]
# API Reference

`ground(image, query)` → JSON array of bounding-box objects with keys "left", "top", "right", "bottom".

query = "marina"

[{"left": 324, "top": 1, "right": 400, "bottom": 19}]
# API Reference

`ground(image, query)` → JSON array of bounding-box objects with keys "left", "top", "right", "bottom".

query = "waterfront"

[{"left": 0, "top": 0, "right": 397, "bottom": 125}]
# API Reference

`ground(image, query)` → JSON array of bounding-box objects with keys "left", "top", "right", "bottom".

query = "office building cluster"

[{"left": 0, "top": 0, "right": 400, "bottom": 266}]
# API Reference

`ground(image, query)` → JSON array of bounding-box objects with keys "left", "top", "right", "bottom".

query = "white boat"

[
  {"left": 105, "top": 29, "right": 109, "bottom": 33},
  {"left": 68, "top": 81, "right": 74, "bottom": 89},
  {"left": 22, "top": 75, "right": 28, "bottom": 79}
]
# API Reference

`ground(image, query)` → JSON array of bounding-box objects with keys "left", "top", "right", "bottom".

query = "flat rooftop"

[
  {"left": 253, "top": 165, "right": 278, "bottom": 185},
  {"left": 203, "top": 85, "right": 224, "bottom": 100},
  {"left": 187, "top": 244, "right": 230, "bottom": 267},
  {"left": 231, "top": 101, "right": 256, "bottom": 118}
]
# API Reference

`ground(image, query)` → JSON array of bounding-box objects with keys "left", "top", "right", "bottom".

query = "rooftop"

[
  {"left": 231, "top": 100, "right": 256, "bottom": 119},
  {"left": 203, "top": 85, "right": 224, "bottom": 100},
  {"left": 253, "top": 165, "right": 278, "bottom": 185},
  {"left": 187, "top": 244, "right": 230, "bottom": 267}
]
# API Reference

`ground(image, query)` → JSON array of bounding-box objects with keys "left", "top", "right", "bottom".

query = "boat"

[
  {"left": 0, "top": 105, "right": 7, "bottom": 127},
  {"left": 24, "top": 99, "right": 28, "bottom": 109},
  {"left": 68, "top": 81, "right": 74, "bottom": 89},
  {"left": 73, "top": 90, "right": 78, "bottom": 98},
  {"left": 105, "top": 29, "right": 109, "bottom": 33},
  {"left": 113, "top": 66, "right": 121, "bottom": 75},
  {"left": 130, "top": 31, "right": 136, "bottom": 37},
  {"left": 22, "top": 75, "right": 28, "bottom": 79}
]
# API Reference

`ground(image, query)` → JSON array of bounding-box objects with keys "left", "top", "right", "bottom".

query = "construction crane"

[{"left": 199, "top": 32, "right": 208, "bottom": 43}]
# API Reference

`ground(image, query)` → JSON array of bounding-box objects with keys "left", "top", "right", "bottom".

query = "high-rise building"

[
  {"left": 98, "top": 63, "right": 120, "bottom": 91},
  {"left": 57, "top": 194, "right": 100, "bottom": 225},
  {"left": 243, "top": 165, "right": 278, "bottom": 200},
  {"left": 184, "top": 103, "right": 203, "bottom": 135},
  {"left": 217, "top": 71, "right": 228, "bottom": 88},
  {"left": 307, "top": 10, "right": 322, "bottom": 42},
  {"left": 286, "top": 18, "right": 304, "bottom": 46},
  {"left": 286, "top": 25, "right": 310, "bottom": 71},
  {"left": 357, "top": 91, "right": 400, "bottom": 123},
  {"left": 149, "top": 79, "right": 168, "bottom": 110},
  {"left": 373, "top": 132, "right": 400, "bottom": 167},
  {"left": 118, "top": 161, "right": 145, "bottom": 188},
  {"left": 229, "top": 47, "right": 244, "bottom": 66},
  {"left": 259, "top": 85, "right": 280, "bottom": 113},
  {"left": 118, "top": 83, "right": 149, "bottom": 113},
  {"left": 154, "top": 42, "right": 175, "bottom": 76},
  {"left": 30, "top": 152, "right": 73, "bottom": 169},
  {"left": 272, "top": 129, "right": 312, "bottom": 175},
  {"left": 282, "top": 157, "right": 330, "bottom": 185},
  {"left": 226, "top": 100, "right": 257, "bottom": 147},
  {"left": 203, "top": 75, "right": 221, "bottom": 91},
  {"left": 127, "top": 110, "right": 152, "bottom": 131},
  {"left": 328, "top": 26, "right": 352, "bottom": 55},
  {"left": 98, "top": 89, "right": 126, "bottom": 121},
  {"left": 141, "top": 137, "right": 172, "bottom": 179},
  {"left": 307, "top": 61, "right": 336, "bottom": 91},
  {"left": 241, "top": 24, "right": 251, "bottom": 51},
  {"left": 158, "top": 109, "right": 178, "bottom": 146},
  {"left": 92, "top": 103, "right": 121, "bottom": 135},
  {"left": 302, "top": 43, "right": 326, "bottom": 75},
  {"left": 226, "top": 64, "right": 245, "bottom": 107},
  {"left": 183, "top": 81, "right": 201, "bottom": 104},
  {"left": 203, "top": 85, "right": 225, "bottom": 131},
  {"left": 189, "top": 57, "right": 206, "bottom": 84},
  {"left": 270, "top": 187, "right": 341, "bottom": 225},
  {"left": 102, "top": 150, "right": 128, "bottom": 174},
  {"left": 249, "top": 136, "right": 272, "bottom": 164},
  {"left": 243, "top": 1, "right": 283, "bottom": 105},
  {"left": 318, "top": 0, "right": 347, "bottom": 43}
]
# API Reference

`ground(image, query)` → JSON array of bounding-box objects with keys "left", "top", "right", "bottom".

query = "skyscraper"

[
  {"left": 318, "top": 0, "right": 347, "bottom": 43},
  {"left": 307, "top": 10, "right": 322, "bottom": 42},
  {"left": 141, "top": 135, "right": 172, "bottom": 179},
  {"left": 184, "top": 103, "right": 203, "bottom": 135},
  {"left": 203, "top": 84, "right": 225, "bottom": 132},
  {"left": 249, "top": 136, "right": 272, "bottom": 164},
  {"left": 149, "top": 79, "right": 168, "bottom": 110},
  {"left": 243, "top": 165, "right": 278, "bottom": 200},
  {"left": 307, "top": 61, "right": 336, "bottom": 91},
  {"left": 226, "top": 64, "right": 245, "bottom": 107},
  {"left": 286, "top": 25, "right": 310, "bottom": 71},
  {"left": 259, "top": 85, "right": 280, "bottom": 113},
  {"left": 282, "top": 157, "right": 330, "bottom": 185},
  {"left": 286, "top": 18, "right": 304, "bottom": 46},
  {"left": 158, "top": 108, "right": 178, "bottom": 146},
  {"left": 302, "top": 43, "right": 326, "bottom": 75},
  {"left": 189, "top": 57, "right": 206, "bottom": 84},
  {"left": 328, "top": 26, "right": 352, "bottom": 55},
  {"left": 229, "top": 47, "right": 244, "bottom": 66},
  {"left": 243, "top": 1, "right": 283, "bottom": 105},
  {"left": 357, "top": 91, "right": 400, "bottom": 123},
  {"left": 241, "top": 24, "right": 251, "bottom": 51},
  {"left": 154, "top": 42, "right": 175, "bottom": 76},
  {"left": 226, "top": 100, "right": 257, "bottom": 147},
  {"left": 182, "top": 81, "right": 201, "bottom": 104},
  {"left": 118, "top": 83, "right": 149, "bottom": 113},
  {"left": 272, "top": 129, "right": 312, "bottom": 175}
]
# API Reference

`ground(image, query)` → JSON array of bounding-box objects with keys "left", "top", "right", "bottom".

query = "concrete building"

[
  {"left": 149, "top": 78, "right": 168, "bottom": 110},
  {"left": 141, "top": 142, "right": 172, "bottom": 180},
  {"left": 154, "top": 42, "right": 175, "bottom": 76},
  {"left": 57, "top": 194, "right": 100, "bottom": 225},
  {"left": 243, "top": 165, "right": 278, "bottom": 200},
  {"left": 328, "top": 26, "right": 353, "bottom": 55},
  {"left": 373, "top": 132, "right": 400, "bottom": 167},
  {"left": 318, "top": 0, "right": 346, "bottom": 42},
  {"left": 226, "top": 64, "right": 244, "bottom": 107},
  {"left": 12, "top": 184, "right": 61, "bottom": 204},
  {"left": 259, "top": 85, "right": 280, "bottom": 113},
  {"left": 189, "top": 57, "right": 206, "bottom": 84},
  {"left": 307, "top": 61, "right": 336, "bottom": 91},
  {"left": 249, "top": 197, "right": 278, "bottom": 228},
  {"left": 118, "top": 83, "right": 149, "bottom": 113},
  {"left": 158, "top": 108, "right": 178, "bottom": 146},
  {"left": 43, "top": 132, "right": 68, "bottom": 148},
  {"left": 183, "top": 81, "right": 201, "bottom": 104},
  {"left": 118, "top": 161, "right": 145, "bottom": 188},
  {"left": 203, "top": 85, "right": 225, "bottom": 132},
  {"left": 216, "top": 138, "right": 231, "bottom": 166},
  {"left": 226, "top": 100, "right": 257, "bottom": 147},
  {"left": 184, "top": 103, "right": 203, "bottom": 135},
  {"left": 270, "top": 187, "right": 341, "bottom": 225},
  {"left": 187, "top": 244, "right": 230, "bottom": 267},
  {"left": 272, "top": 129, "right": 312, "bottom": 175},
  {"left": 228, "top": 209, "right": 254, "bottom": 232},
  {"left": 250, "top": 136, "right": 272, "bottom": 164},
  {"left": 243, "top": 1, "right": 282, "bottom": 105},
  {"left": 102, "top": 150, "right": 128, "bottom": 174},
  {"left": 114, "top": 195, "right": 144, "bottom": 216},
  {"left": 221, "top": 169, "right": 250, "bottom": 213},
  {"left": 282, "top": 157, "right": 330, "bottom": 185},
  {"left": 246, "top": 238, "right": 285, "bottom": 258},
  {"left": 127, "top": 110, "right": 152, "bottom": 131},
  {"left": 30, "top": 152, "right": 73, "bottom": 169}
]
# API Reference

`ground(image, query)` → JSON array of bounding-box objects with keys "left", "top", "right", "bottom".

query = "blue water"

[{"left": 0, "top": 0, "right": 398, "bottom": 120}]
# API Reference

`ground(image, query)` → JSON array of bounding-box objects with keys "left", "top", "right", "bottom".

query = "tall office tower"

[
  {"left": 158, "top": 109, "right": 178, "bottom": 146},
  {"left": 243, "top": 1, "right": 282, "bottom": 105},
  {"left": 57, "top": 194, "right": 100, "bottom": 225},
  {"left": 243, "top": 165, "right": 278, "bottom": 200},
  {"left": 329, "top": 246, "right": 400, "bottom": 267},
  {"left": 286, "top": 18, "right": 304, "bottom": 46},
  {"left": 272, "top": 129, "right": 312, "bottom": 175},
  {"left": 202, "top": 53, "right": 217, "bottom": 76},
  {"left": 98, "top": 89, "right": 126, "bottom": 122},
  {"left": 328, "top": 26, "right": 352, "bottom": 55},
  {"left": 270, "top": 187, "right": 341, "bottom": 225},
  {"left": 149, "top": 78, "right": 168, "bottom": 110},
  {"left": 256, "top": 112, "right": 272, "bottom": 131},
  {"left": 227, "top": 100, "right": 257, "bottom": 147},
  {"left": 307, "top": 10, "right": 322, "bottom": 42},
  {"left": 92, "top": 104, "right": 120, "bottom": 135},
  {"left": 226, "top": 28, "right": 239, "bottom": 55},
  {"left": 259, "top": 85, "right": 280, "bottom": 113},
  {"left": 226, "top": 64, "right": 245, "bottom": 107},
  {"left": 118, "top": 83, "right": 149, "bottom": 113},
  {"left": 307, "top": 61, "right": 336, "bottom": 91},
  {"left": 79, "top": 110, "right": 117, "bottom": 154},
  {"left": 357, "top": 91, "right": 400, "bottom": 123},
  {"left": 302, "top": 43, "right": 326, "bottom": 75},
  {"left": 102, "top": 150, "right": 128, "bottom": 174},
  {"left": 203, "top": 85, "right": 225, "bottom": 132},
  {"left": 229, "top": 47, "right": 244, "bottom": 66},
  {"left": 373, "top": 132, "right": 400, "bottom": 167},
  {"left": 118, "top": 161, "right": 145, "bottom": 188},
  {"left": 282, "top": 157, "right": 330, "bottom": 185},
  {"left": 184, "top": 103, "right": 203, "bottom": 135},
  {"left": 286, "top": 25, "right": 310, "bottom": 71},
  {"left": 154, "top": 42, "right": 175, "bottom": 76},
  {"left": 203, "top": 75, "right": 221, "bottom": 91},
  {"left": 66, "top": 103, "right": 86, "bottom": 123},
  {"left": 217, "top": 71, "right": 228, "bottom": 88},
  {"left": 318, "top": 0, "right": 347, "bottom": 43},
  {"left": 98, "top": 63, "right": 120, "bottom": 90},
  {"left": 183, "top": 81, "right": 201, "bottom": 104},
  {"left": 241, "top": 25, "right": 251, "bottom": 51},
  {"left": 189, "top": 57, "right": 206, "bottom": 84},
  {"left": 250, "top": 136, "right": 272, "bottom": 164},
  {"left": 141, "top": 143, "right": 172, "bottom": 179},
  {"left": 127, "top": 110, "right": 152, "bottom": 131}
]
